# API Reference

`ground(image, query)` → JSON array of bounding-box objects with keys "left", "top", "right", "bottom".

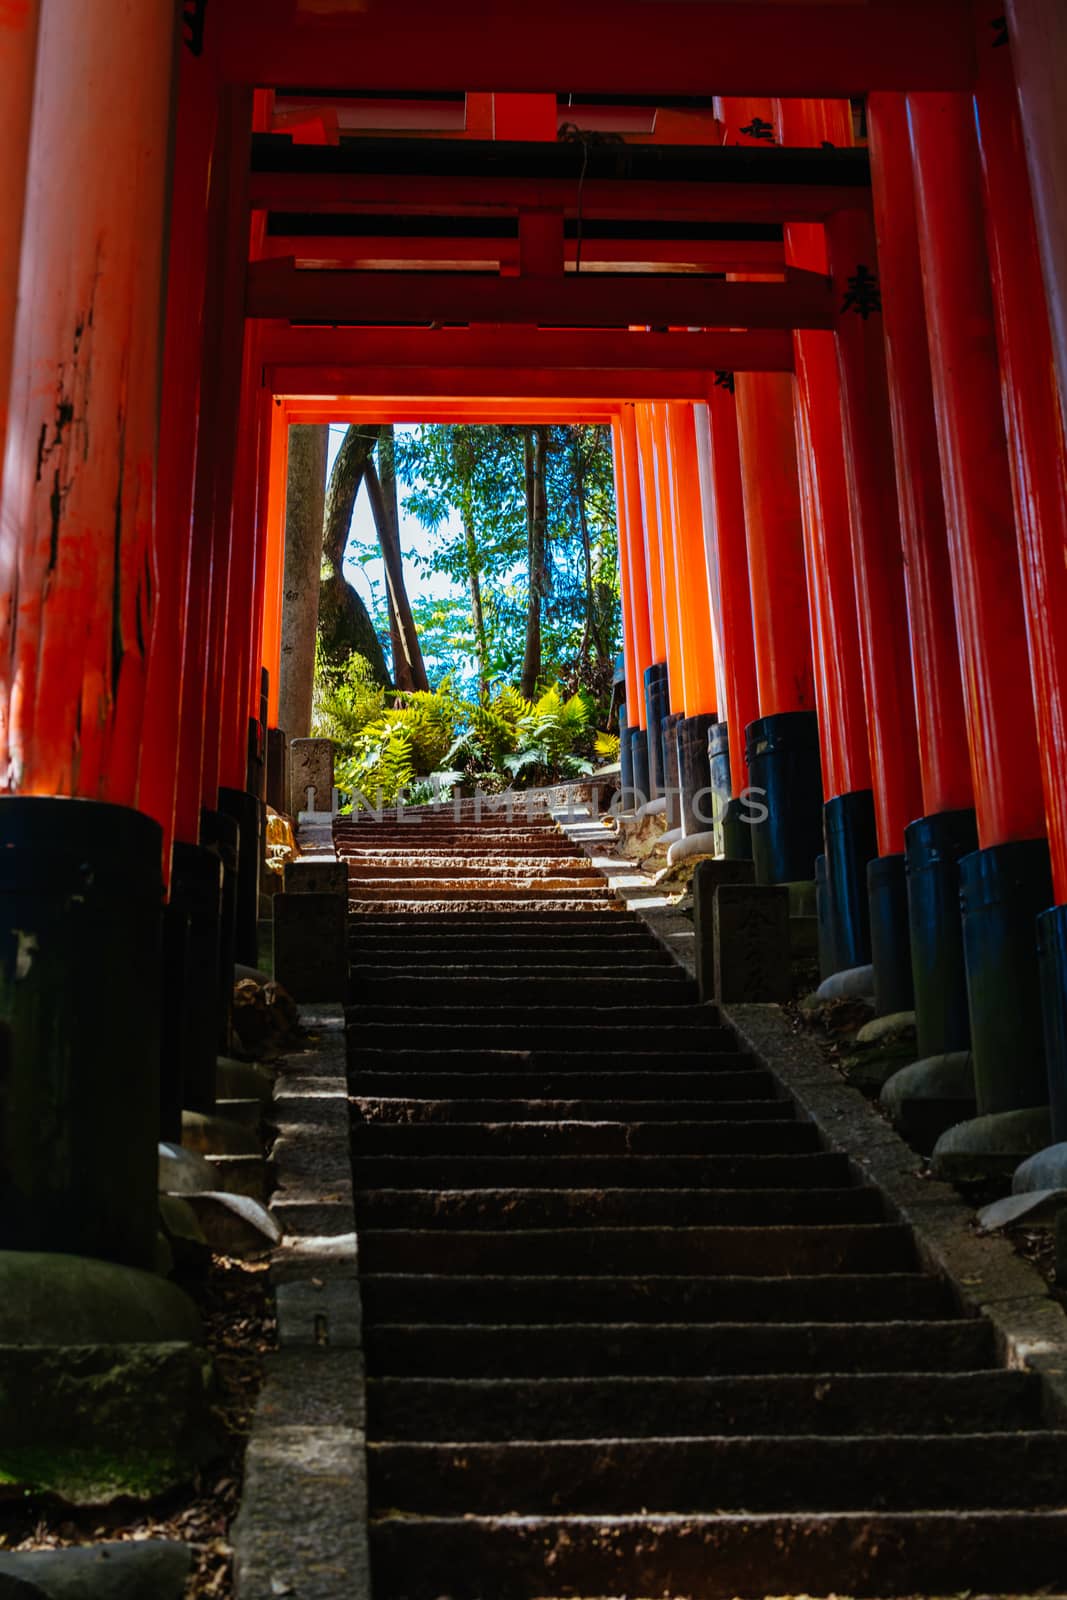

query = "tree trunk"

[
  {"left": 365, "top": 428, "right": 430, "bottom": 692},
  {"left": 278, "top": 424, "right": 329, "bottom": 741},
  {"left": 464, "top": 517, "right": 490, "bottom": 704},
  {"left": 520, "top": 426, "right": 548, "bottom": 699},
  {"left": 573, "top": 427, "right": 596, "bottom": 666},
  {"left": 318, "top": 423, "right": 390, "bottom": 685},
  {"left": 452, "top": 429, "right": 490, "bottom": 702}
]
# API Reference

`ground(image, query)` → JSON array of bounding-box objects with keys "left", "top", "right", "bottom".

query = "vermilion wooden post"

[
  {"left": 633, "top": 402, "right": 670, "bottom": 795},
  {"left": 1005, "top": 0, "right": 1067, "bottom": 430},
  {"left": 220, "top": 323, "right": 266, "bottom": 795},
  {"left": 172, "top": 87, "right": 250, "bottom": 852},
  {"left": 260, "top": 400, "right": 291, "bottom": 730},
  {"left": 692, "top": 403, "right": 727, "bottom": 724},
  {"left": 0, "top": 0, "right": 178, "bottom": 1268},
  {"left": 867, "top": 95, "right": 973, "bottom": 822},
  {"left": 974, "top": 12, "right": 1067, "bottom": 1138},
  {"left": 610, "top": 419, "right": 639, "bottom": 732},
  {"left": 139, "top": 26, "right": 220, "bottom": 875},
  {"left": 909, "top": 90, "right": 1052, "bottom": 1132},
  {"left": 826, "top": 207, "right": 923, "bottom": 855},
  {"left": 866, "top": 91, "right": 978, "bottom": 1062},
  {"left": 667, "top": 403, "right": 720, "bottom": 839},
  {"left": 731, "top": 370, "right": 814, "bottom": 722},
  {"left": 0, "top": 0, "right": 39, "bottom": 520},
  {"left": 0, "top": 0, "right": 176, "bottom": 801},
  {"left": 666, "top": 404, "right": 716, "bottom": 718},
  {"left": 774, "top": 96, "right": 877, "bottom": 974},
  {"left": 651, "top": 403, "right": 687, "bottom": 718},
  {"left": 632, "top": 404, "right": 668, "bottom": 669},
  {"left": 732, "top": 364, "right": 823, "bottom": 883},
  {"left": 198, "top": 86, "right": 254, "bottom": 815},
  {"left": 618, "top": 406, "right": 653, "bottom": 731},
  {"left": 701, "top": 385, "right": 760, "bottom": 833}
]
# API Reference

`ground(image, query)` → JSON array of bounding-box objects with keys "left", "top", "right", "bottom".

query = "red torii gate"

[{"left": 2, "top": 0, "right": 1067, "bottom": 1266}]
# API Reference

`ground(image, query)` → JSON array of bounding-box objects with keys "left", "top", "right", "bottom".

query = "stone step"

[
  {"left": 355, "top": 1186, "right": 884, "bottom": 1230},
  {"left": 368, "top": 1370, "right": 1040, "bottom": 1440},
  {"left": 347, "top": 878, "right": 614, "bottom": 896},
  {"left": 351, "top": 1119, "right": 818, "bottom": 1159},
  {"left": 340, "top": 864, "right": 598, "bottom": 876},
  {"left": 349, "top": 898, "right": 625, "bottom": 916},
  {"left": 347, "top": 973, "right": 696, "bottom": 1006},
  {"left": 349, "top": 912, "right": 634, "bottom": 929},
  {"left": 348, "top": 1068, "right": 775, "bottom": 1099},
  {"left": 357, "top": 1223, "right": 915, "bottom": 1276},
  {"left": 347, "top": 944, "right": 674, "bottom": 966},
  {"left": 366, "top": 1510, "right": 1067, "bottom": 1598},
  {"left": 368, "top": 1431, "right": 1067, "bottom": 1515},
  {"left": 348, "top": 1021, "right": 736, "bottom": 1054},
  {"left": 347, "top": 1051, "right": 753, "bottom": 1079},
  {"left": 350, "top": 1098, "right": 793, "bottom": 1126},
  {"left": 362, "top": 1318, "right": 992, "bottom": 1378},
  {"left": 351, "top": 1151, "right": 850, "bottom": 1190},
  {"left": 359, "top": 1272, "right": 953, "bottom": 1327}
]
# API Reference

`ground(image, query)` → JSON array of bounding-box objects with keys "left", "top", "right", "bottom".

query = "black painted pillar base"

[
  {"left": 219, "top": 786, "right": 263, "bottom": 969},
  {"left": 629, "top": 728, "right": 651, "bottom": 810},
  {"left": 960, "top": 837, "right": 1053, "bottom": 1117},
  {"left": 905, "top": 808, "right": 979, "bottom": 1060},
  {"left": 1039, "top": 904, "right": 1067, "bottom": 1143},
  {"left": 619, "top": 702, "right": 635, "bottom": 796},
  {"left": 0, "top": 796, "right": 163, "bottom": 1267},
  {"left": 868, "top": 853, "right": 915, "bottom": 1016},
  {"left": 744, "top": 710, "right": 824, "bottom": 886},
  {"left": 815, "top": 855, "right": 836, "bottom": 982},
  {"left": 823, "top": 790, "right": 877, "bottom": 973},
  {"left": 644, "top": 662, "right": 669, "bottom": 801},
  {"left": 159, "top": 894, "right": 189, "bottom": 1144},
  {"left": 200, "top": 807, "right": 240, "bottom": 1054},
  {"left": 662, "top": 712, "right": 685, "bottom": 832},
  {"left": 679, "top": 713, "right": 717, "bottom": 838},
  {"left": 708, "top": 722, "right": 732, "bottom": 854},
  {"left": 266, "top": 727, "right": 289, "bottom": 816},
  {"left": 707, "top": 724, "right": 754, "bottom": 862},
  {"left": 169, "top": 841, "right": 224, "bottom": 1116},
  {"left": 720, "top": 799, "right": 756, "bottom": 862}
]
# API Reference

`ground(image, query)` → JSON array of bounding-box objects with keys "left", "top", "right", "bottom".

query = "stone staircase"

[{"left": 337, "top": 806, "right": 1067, "bottom": 1598}]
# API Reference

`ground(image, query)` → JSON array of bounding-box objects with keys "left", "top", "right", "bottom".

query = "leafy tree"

[{"left": 391, "top": 421, "right": 620, "bottom": 706}]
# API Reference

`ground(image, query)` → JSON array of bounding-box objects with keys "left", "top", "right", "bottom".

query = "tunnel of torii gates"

[{"left": 1, "top": 0, "right": 1067, "bottom": 1266}]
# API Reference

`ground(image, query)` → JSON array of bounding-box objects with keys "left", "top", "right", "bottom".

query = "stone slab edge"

[
  {"left": 555, "top": 815, "right": 1067, "bottom": 1427},
  {"left": 232, "top": 975, "right": 371, "bottom": 1597}
]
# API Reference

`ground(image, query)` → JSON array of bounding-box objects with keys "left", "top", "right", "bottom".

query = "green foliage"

[
  {"left": 389, "top": 422, "right": 621, "bottom": 704},
  {"left": 311, "top": 644, "right": 385, "bottom": 747},
  {"left": 316, "top": 652, "right": 614, "bottom": 810}
]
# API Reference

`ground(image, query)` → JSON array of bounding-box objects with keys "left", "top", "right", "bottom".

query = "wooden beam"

[
  {"left": 280, "top": 398, "right": 620, "bottom": 423},
  {"left": 246, "top": 258, "right": 832, "bottom": 328},
  {"left": 257, "top": 324, "right": 794, "bottom": 372},
  {"left": 249, "top": 171, "right": 868, "bottom": 225},
  {"left": 217, "top": 1, "right": 975, "bottom": 95},
  {"left": 259, "top": 233, "right": 786, "bottom": 273},
  {"left": 266, "top": 364, "right": 754, "bottom": 400}
]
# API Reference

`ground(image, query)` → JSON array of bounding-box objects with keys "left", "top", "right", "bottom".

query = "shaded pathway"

[{"left": 338, "top": 804, "right": 1067, "bottom": 1598}]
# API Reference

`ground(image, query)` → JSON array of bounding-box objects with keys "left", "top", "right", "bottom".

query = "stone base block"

[
  {"left": 0, "top": 1342, "right": 218, "bottom": 1504},
  {"left": 1014, "top": 1141, "right": 1067, "bottom": 1194},
  {"left": 704, "top": 883, "right": 792, "bottom": 1004},
  {"left": 285, "top": 859, "right": 349, "bottom": 896},
  {"left": 273, "top": 891, "right": 348, "bottom": 1002},
  {"left": 289, "top": 737, "right": 335, "bottom": 815},
  {"left": 0, "top": 1541, "right": 193, "bottom": 1597},
  {"left": 691, "top": 860, "right": 769, "bottom": 1003},
  {"left": 932, "top": 1105, "right": 1053, "bottom": 1183}
]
